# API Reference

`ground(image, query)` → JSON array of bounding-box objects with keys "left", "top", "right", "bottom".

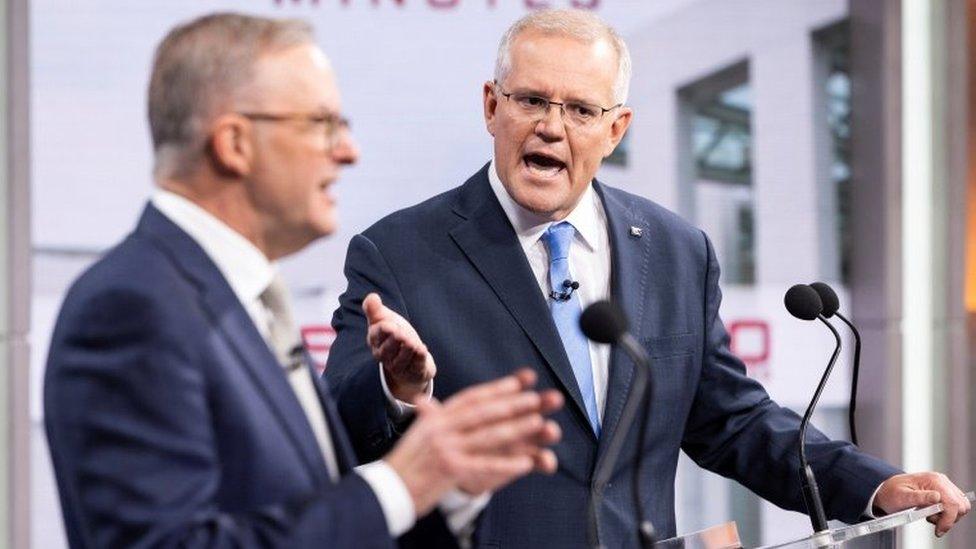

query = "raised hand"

[
  {"left": 383, "top": 369, "right": 563, "bottom": 516},
  {"left": 363, "top": 292, "right": 436, "bottom": 402}
]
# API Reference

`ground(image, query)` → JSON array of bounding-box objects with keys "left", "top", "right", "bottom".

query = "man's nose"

[
  {"left": 534, "top": 104, "right": 567, "bottom": 141},
  {"left": 331, "top": 131, "right": 359, "bottom": 165}
]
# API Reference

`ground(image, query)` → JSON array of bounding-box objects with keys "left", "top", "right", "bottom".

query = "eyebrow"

[{"left": 507, "top": 87, "right": 604, "bottom": 106}]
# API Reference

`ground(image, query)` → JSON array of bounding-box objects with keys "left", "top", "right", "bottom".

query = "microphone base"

[
  {"left": 639, "top": 521, "right": 657, "bottom": 549},
  {"left": 801, "top": 464, "right": 830, "bottom": 534}
]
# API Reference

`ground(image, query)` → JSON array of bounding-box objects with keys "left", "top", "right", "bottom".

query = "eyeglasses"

[
  {"left": 237, "top": 111, "right": 351, "bottom": 149},
  {"left": 494, "top": 82, "right": 622, "bottom": 129}
]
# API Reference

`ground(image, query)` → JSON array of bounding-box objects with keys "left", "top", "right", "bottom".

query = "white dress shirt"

[
  {"left": 151, "top": 190, "right": 416, "bottom": 537},
  {"left": 487, "top": 160, "right": 613, "bottom": 419}
]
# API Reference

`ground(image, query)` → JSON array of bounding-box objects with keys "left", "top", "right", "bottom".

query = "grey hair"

[
  {"left": 494, "top": 9, "right": 632, "bottom": 105},
  {"left": 148, "top": 12, "right": 315, "bottom": 176}
]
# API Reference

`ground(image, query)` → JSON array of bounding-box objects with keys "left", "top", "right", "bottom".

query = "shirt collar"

[
  {"left": 487, "top": 159, "right": 605, "bottom": 252},
  {"left": 151, "top": 190, "right": 275, "bottom": 305}
]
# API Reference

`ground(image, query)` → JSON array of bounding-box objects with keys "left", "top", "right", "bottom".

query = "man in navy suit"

[
  {"left": 325, "top": 8, "right": 970, "bottom": 547},
  {"left": 44, "top": 13, "right": 563, "bottom": 549}
]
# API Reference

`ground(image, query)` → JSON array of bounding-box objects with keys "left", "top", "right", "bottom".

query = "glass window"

[
  {"left": 682, "top": 67, "right": 755, "bottom": 285},
  {"left": 819, "top": 22, "right": 852, "bottom": 283}
]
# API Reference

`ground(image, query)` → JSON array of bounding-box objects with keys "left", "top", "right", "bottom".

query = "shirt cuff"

[
  {"left": 863, "top": 482, "right": 885, "bottom": 518},
  {"left": 440, "top": 489, "right": 492, "bottom": 538},
  {"left": 355, "top": 460, "right": 416, "bottom": 538},
  {"left": 378, "top": 363, "right": 434, "bottom": 420}
]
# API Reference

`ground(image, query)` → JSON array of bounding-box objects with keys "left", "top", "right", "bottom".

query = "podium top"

[{"left": 758, "top": 491, "right": 976, "bottom": 549}]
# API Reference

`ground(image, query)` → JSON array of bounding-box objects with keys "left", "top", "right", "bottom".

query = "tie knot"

[
  {"left": 260, "top": 274, "right": 289, "bottom": 315},
  {"left": 542, "top": 221, "right": 576, "bottom": 261},
  {"left": 259, "top": 273, "right": 300, "bottom": 367}
]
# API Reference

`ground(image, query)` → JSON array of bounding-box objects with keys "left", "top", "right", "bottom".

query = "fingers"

[
  {"left": 390, "top": 339, "right": 430, "bottom": 373},
  {"left": 934, "top": 489, "right": 972, "bottom": 537},
  {"left": 414, "top": 396, "right": 442, "bottom": 416},
  {"left": 444, "top": 368, "right": 540, "bottom": 410},
  {"left": 402, "top": 373, "right": 564, "bottom": 499},
  {"left": 449, "top": 391, "right": 544, "bottom": 431},
  {"left": 512, "top": 368, "right": 537, "bottom": 389},
  {"left": 536, "top": 417, "right": 562, "bottom": 445},
  {"left": 912, "top": 490, "right": 942, "bottom": 508},
  {"left": 474, "top": 419, "right": 561, "bottom": 463},
  {"left": 533, "top": 449, "right": 558, "bottom": 474},
  {"left": 442, "top": 373, "right": 530, "bottom": 413},
  {"left": 366, "top": 309, "right": 433, "bottom": 386},
  {"left": 363, "top": 294, "right": 418, "bottom": 354},
  {"left": 367, "top": 319, "right": 418, "bottom": 355},
  {"left": 362, "top": 293, "right": 385, "bottom": 324},
  {"left": 935, "top": 505, "right": 960, "bottom": 537},
  {"left": 926, "top": 474, "right": 970, "bottom": 536},
  {"left": 453, "top": 453, "right": 536, "bottom": 482},
  {"left": 877, "top": 472, "right": 971, "bottom": 537},
  {"left": 539, "top": 389, "right": 564, "bottom": 414},
  {"left": 460, "top": 413, "right": 546, "bottom": 452},
  {"left": 372, "top": 323, "right": 425, "bottom": 365}
]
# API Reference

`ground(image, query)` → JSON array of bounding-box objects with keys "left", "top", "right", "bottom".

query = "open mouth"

[
  {"left": 523, "top": 152, "right": 566, "bottom": 177},
  {"left": 319, "top": 180, "right": 336, "bottom": 200}
]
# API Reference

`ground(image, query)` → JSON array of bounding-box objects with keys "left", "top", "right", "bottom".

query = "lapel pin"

[{"left": 629, "top": 226, "right": 643, "bottom": 238}]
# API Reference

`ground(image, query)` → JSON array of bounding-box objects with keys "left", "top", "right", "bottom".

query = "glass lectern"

[{"left": 653, "top": 491, "right": 974, "bottom": 549}]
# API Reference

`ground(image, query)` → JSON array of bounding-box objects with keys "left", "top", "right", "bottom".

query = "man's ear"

[
  {"left": 209, "top": 114, "right": 253, "bottom": 176},
  {"left": 605, "top": 107, "right": 633, "bottom": 158},
  {"left": 483, "top": 81, "right": 499, "bottom": 137}
]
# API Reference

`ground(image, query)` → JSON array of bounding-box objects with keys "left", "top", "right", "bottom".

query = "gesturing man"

[
  {"left": 44, "top": 13, "right": 561, "bottom": 548},
  {"left": 325, "top": 8, "right": 970, "bottom": 548}
]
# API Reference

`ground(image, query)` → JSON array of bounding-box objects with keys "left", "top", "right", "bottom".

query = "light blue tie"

[{"left": 542, "top": 222, "right": 601, "bottom": 437}]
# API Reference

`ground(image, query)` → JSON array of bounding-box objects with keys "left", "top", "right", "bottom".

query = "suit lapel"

[
  {"left": 208, "top": 298, "right": 332, "bottom": 484},
  {"left": 448, "top": 168, "right": 591, "bottom": 430},
  {"left": 136, "top": 204, "right": 331, "bottom": 486},
  {"left": 593, "top": 184, "right": 655, "bottom": 461}
]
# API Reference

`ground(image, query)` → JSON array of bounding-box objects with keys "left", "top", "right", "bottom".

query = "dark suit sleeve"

[
  {"left": 680, "top": 233, "right": 901, "bottom": 523},
  {"left": 44, "top": 285, "right": 393, "bottom": 549},
  {"left": 325, "top": 233, "right": 413, "bottom": 463},
  {"left": 324, "top": 234, "right": 461, "bottom": 548}
]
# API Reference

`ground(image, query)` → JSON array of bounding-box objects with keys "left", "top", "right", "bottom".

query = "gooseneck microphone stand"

[
  {"left": 798, "top": 315, "right": 842, "bottom": 534},
  {"left": 579, "top": 301, "right": 656, "bottom": 549},
  {"left": 833, "top": 311, "right": 861, "bottom": 446},
  {"left": 586, "top": 332, "right": 656, "bottom": 549}
]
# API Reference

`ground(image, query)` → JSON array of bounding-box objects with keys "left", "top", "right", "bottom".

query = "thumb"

[{"left": 362, "top": 293, "right": 386, "bottom": 324}]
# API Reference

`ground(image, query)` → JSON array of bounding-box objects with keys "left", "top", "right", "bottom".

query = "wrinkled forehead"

[{"left": 505, "top": 31, "right": 618, "bottom": 101}]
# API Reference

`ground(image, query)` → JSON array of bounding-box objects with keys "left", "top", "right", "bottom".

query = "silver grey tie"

[
  {"left": 259, "top": 273, "right": 339, "bottom": 480},
  {"left": 259, "top": 273, "right": 302, "bottom": 368}
]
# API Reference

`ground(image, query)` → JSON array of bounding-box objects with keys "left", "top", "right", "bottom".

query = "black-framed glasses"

[
  {"left": 493, "top": 82, "right": 622, "bottom": 128},
  {"left": 238, "top": 111, "right": 351, "bottom": 148}
]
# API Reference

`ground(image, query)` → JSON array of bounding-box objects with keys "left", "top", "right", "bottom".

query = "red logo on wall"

[
  {"left": 728, "top": 319, "right": 770, "bottom": 380},
  {"left": 301, "top": 324, "right": 337, "bottom": 375}
]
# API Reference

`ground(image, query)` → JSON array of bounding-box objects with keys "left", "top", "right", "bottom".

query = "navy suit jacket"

[
  {"left": 44, "top": 205, "right": 452, "bottom": 548},
  {"left": 325, "top": 165, "right": 901, "bottom": 548}
]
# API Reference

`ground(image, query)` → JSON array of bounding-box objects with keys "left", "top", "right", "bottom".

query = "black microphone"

[
  {"left": 784, "top": 284, "right": 835, "bottom": 534},
  {"left": 579, "top": 301, "right": 656, "bottom": 549},
  {"left": 809, "top": 281, "right": 861, "bottom": 446},
  {"left": 551, "top": 279, "right": 580, "bottom": 301},
  {"left": 286, "top": 344, "right": 307, "bottom": 372}
]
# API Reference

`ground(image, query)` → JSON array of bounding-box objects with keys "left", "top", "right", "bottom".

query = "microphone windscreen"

[
  {"left": 580, "top": 300, "right": 629, "bottom": 344},
  {"left": 809, "top": 282, "right": 839, "bottom": 318},
  {"left": 784, "top": 284, "right": 823, "bottom": 321}
]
